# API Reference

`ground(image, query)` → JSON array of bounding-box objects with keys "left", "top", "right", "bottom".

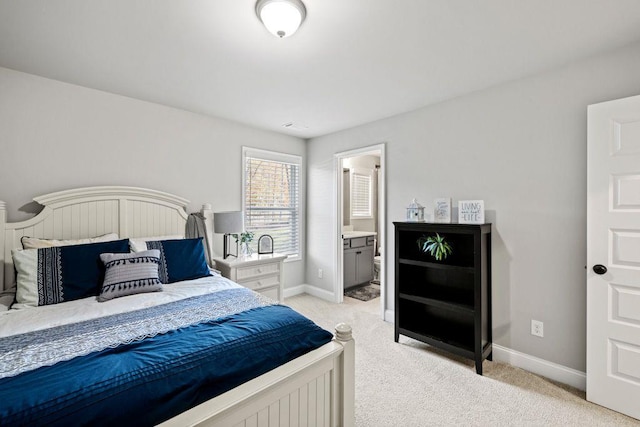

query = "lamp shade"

[
  {"left": 213, "top": 211, "right": 244, "bottom": 234},
  {"left": 256, "top": 0, "right": 306, "bottom": 38}
]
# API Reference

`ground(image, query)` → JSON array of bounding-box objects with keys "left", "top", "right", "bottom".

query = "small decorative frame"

[
  {"left": 257, "top": 234, "right": 274, "bottom": 254},
  {"left": 458, "top": 200, "right": 485, "bottom": 224},
  {"left": 433, "top": 198, "right": 452, "bottom": 223}
]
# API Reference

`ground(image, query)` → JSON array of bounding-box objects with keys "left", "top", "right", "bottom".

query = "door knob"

[{"left": 593, "top": 264, "right": 607, "bottom": 275}]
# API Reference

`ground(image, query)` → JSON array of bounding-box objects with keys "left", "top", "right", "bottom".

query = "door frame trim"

[{"left": 333, "top": 143, "right": 386, "bottom": 318}]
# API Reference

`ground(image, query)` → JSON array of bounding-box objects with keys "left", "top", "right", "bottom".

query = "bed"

[{"left": 0, "top": 186, "right": 355, "bottom": 426}]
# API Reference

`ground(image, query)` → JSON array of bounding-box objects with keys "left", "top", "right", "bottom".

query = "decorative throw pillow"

[
  {"left": 12, "top": 239, "right": 130, "bottom": 307},
  {"left": 129, "top": 235, "right": 183, "bottom": 253},
  {"left": 97, "top": 250, "right": 163, "bottom": 302},
  {"left": 21, "top": 233, "right": 120, "bottom": 249},
  {"left": 144, "top": 238, "right": 211, "bottom": 283}
]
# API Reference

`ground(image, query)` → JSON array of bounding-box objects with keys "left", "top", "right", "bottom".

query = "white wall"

[
  {"left": 306, "top": 41, "right": 640, "bottom": 372},
  {"left": 0, "top": 67, "right": 307, "bottom": 287}
]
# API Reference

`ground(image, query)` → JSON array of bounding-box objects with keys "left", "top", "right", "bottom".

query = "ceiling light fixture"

[{"left": 256, "top": 0, "right": 306, "bottom": 38}]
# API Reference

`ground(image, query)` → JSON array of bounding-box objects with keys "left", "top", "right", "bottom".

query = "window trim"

[{"left": 242, "top": 147, "right": 304, "bottom": 262}]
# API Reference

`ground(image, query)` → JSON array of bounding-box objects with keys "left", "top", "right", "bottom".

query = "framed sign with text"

[
  {"left": 458, "top": 200, "right": 485, "bottom": 224},
  {"left": 433, "top": 198, "right": 452, "bottom": 223}
]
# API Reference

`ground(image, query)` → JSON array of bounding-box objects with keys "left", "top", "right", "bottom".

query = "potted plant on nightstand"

[
  {"left": 416, "top": 233, "right": 452, "bottom": 261},
  {"left": 234, "top": 231, "right": 255, "bottom": 256}
]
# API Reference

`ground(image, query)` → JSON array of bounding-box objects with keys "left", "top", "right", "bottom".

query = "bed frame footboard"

[{"left": 160, "top": 324, "right": 355, "bottom": 427}]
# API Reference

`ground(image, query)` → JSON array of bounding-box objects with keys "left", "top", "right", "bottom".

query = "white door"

[{"left": 587, "top": 94, "right": 640, "bottom": 420}]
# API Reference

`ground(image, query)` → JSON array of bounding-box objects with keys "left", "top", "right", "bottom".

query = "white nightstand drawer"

[
  {"left": 236, "top": 262, "right": 280, "bottom": 281},
  {"left": 240, "top": 274, "right": 279, "bottom": 291},
  {"left": 258, "top": 287, "right": 279, "bottom": 301},
  {"left": 214, "top": 254, "right": 287, "bottom": 303}
]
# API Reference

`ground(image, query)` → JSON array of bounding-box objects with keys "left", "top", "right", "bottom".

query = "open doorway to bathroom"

[{"left": 334, "top": 144, "right": 385, "bottom": 319}]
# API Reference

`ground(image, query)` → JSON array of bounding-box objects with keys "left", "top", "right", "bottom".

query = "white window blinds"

[
  {"left": 243, "top": 148, "right": 301, "bottom": 259},
  {"left": 351, "top": 170, "right": 372, "bottom": 218}
]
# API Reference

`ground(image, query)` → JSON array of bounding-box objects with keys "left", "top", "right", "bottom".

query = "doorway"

[{"left": 334, "top": 144, "right": 386, "bottom": 319}]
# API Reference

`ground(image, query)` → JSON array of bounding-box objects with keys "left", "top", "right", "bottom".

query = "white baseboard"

[
  {"left": 492, "top": 344, "right": 586, "bottom": 391},
  {"left": 303, "top": 285, "right": 335, "bottom": 301},
  {"left": 283, "top": 285, "right": 306, "bottom": 299},
  {"left": 284, "top": 296, "right": 585, "bottom": 391},
  {"left": 283, "top": 284, "right": 335, "bottom": 302}
]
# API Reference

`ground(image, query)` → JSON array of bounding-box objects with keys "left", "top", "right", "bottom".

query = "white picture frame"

[
  {"left": 458, "top": 200, "right": 485, "bottom": 224},
  {"left": 433, "top": 198, "right": 452, "bottom": 223}
]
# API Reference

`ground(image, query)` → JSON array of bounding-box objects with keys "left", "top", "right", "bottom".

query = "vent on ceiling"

[{"left": 282, "top": 122, "right": 308, "bottom": 131}]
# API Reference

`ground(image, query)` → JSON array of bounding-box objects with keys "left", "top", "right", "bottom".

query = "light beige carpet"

[{"left": 285, "top": 294, "right": 639, "bottom": 427}]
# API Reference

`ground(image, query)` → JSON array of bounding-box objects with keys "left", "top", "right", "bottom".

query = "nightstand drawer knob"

[
  {"left": 257, "top": 268, "right": 262, "bottom": 273},
  {"left": 257, "top": 281, "right": 262, "bottom": 286}
]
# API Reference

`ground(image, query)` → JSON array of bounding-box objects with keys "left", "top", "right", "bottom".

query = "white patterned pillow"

[
  {"left": 21, "top": 233, "right": 120, "bottom": 249},
  {"left": 98, "top": 250, "right": 162, "bottom": 302},
  {"left": 129, "top": 235, "right": 183, "bottom": 253}
]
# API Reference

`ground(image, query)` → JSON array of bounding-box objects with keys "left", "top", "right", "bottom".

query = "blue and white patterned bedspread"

[
  {"left": 0, "top": 286, "right": 333, "bottom": 426},
  {"left": 0, "top": 287, "right": 275, "bottom": 379}
]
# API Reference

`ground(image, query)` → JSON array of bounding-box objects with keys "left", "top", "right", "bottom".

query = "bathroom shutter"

[{"left": 351, "top": 170, "right": 372, "bottom": 218}]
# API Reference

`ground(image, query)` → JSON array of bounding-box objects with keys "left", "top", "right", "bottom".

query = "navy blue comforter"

[{"left": 0, "top": 298, "right": 332, "bottom": 426}]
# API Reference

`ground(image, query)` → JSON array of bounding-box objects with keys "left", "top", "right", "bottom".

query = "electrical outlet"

[
  {"left": 318, "top": 268, "right": 323, "bottom": 279},
  {"left": 531, "top": 320, "right": 544, "bottom": 338}
]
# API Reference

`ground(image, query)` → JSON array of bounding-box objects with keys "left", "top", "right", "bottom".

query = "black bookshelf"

[{"left": 394, "top": 222, "right": 492, "bottom": 374}]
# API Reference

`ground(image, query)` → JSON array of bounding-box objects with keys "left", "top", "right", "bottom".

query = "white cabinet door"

[{"left": 587, "top": 94, "right": 640, "bottom": 420}]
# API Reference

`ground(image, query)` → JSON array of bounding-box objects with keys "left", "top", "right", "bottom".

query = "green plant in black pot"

[{"left": 417, "top": 233, "right": 452, "bottom": 261}]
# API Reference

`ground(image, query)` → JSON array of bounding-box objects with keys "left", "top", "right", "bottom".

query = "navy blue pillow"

[
  {"left": 58, "top": 239, "right": 131, "bottom": 301},
  {"left": 145, "top": 238, "right": 211, "bottom": 283}
]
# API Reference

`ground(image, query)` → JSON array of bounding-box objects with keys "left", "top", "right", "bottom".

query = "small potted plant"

[
  {"left": 416, "top": 233, "right": 452, "bottom": 261},
  {"left": 233, "top": 231, "right": 255, "bottom": 256}
]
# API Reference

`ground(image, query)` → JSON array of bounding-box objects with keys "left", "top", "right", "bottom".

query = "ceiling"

[{"left": 2, "top": 1, "right": 640, "bottom": 139}]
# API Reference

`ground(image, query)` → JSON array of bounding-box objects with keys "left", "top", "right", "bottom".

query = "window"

[
  {"left": 243, "top": 147, "right": 301, "bottom": 260},
  {"left": 351, "top": 169, "right": 373, "bottom": 218}
]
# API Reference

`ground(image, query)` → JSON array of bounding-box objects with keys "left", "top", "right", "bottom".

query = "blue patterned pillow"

[
  {"left": 144, "top": 238, "right": 211, "bottom": 283},
  {"left": 98, "top": 250, "right": 163, "bottom": 302},
  {"left": 12, "top": 239, "right": 130, "bottom": 307}
]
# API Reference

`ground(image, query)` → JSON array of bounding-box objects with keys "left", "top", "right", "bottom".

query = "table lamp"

[{"left": 213, "top": 211, "right": 244, "bottom": 259}]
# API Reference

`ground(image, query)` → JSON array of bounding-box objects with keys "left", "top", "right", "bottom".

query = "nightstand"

[{"left": 214, "top": 253, "right": 287, "bottom": 302}]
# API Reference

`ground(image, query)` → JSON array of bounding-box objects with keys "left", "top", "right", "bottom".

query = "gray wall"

[
  {"left": 306, "top": 41, "right": 640, "bottom": 372},
  {"left": 0, "top": 67, "right": 307, "bottom": 287}
]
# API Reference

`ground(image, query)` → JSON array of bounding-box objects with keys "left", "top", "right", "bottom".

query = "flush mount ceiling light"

[{"left": 256, "top": 0, "right": 306, "bottom": 38}]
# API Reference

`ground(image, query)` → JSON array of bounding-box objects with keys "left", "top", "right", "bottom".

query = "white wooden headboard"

[{"left": 0, "top": 186, "right": 213, "bottom": 292}]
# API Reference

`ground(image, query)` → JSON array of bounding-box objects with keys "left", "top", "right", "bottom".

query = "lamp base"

[{"left": 223, "top": 233, "right": 238, "bottom": 259}]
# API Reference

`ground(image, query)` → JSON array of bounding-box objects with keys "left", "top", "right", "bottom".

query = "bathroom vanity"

[{"left": 343, "top": 231, "right": 376, "bottom": 289}]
